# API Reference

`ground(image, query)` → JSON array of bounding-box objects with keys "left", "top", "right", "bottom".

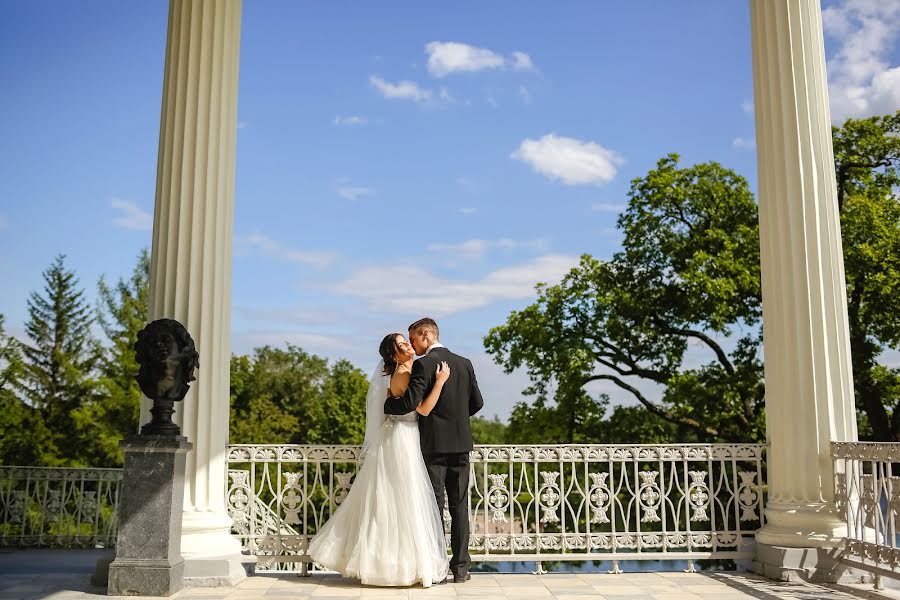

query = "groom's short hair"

[{"left": 409, "top": 317, "right": 439, "bottom": 339}]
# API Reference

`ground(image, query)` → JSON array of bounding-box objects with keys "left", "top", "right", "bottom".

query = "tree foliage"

[
  {"left": 70, "top": 250, "right": 149, "bottom": 465},
  {"left": 835, "top": 112, "right": 900, "bottom": 440},
  {"left": 486, "top": 155, "right": 765, "bottom": 443},
  {"left": 488, "top": 111, "right": 900, "bottom": 445},
  {"left": 20, "top": 254, "right": 100, "bottom": 464},
  {"left": 0, "top": 314, "right": 54, "bottom": 464},
  {"left": 229, "top": 346, "right": 368, "bottom": 445}
]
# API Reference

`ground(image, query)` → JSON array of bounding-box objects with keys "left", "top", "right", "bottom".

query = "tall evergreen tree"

[
  {"left": 21, "top": 254, "right": 99, "bottom": 464},
  {"left": 0, "top": 314, "right": 53, "bottom": 465},
  {"left": 70, "top": 250, "right": 149, "bottom": 465}
]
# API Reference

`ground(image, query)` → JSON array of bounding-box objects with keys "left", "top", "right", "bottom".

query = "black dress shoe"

[{"left": 452, "top": 572, "right": 471, "bottom": 583}]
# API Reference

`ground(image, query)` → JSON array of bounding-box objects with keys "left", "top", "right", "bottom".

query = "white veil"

[{"left": 361, "top": 359, "right": 389, "bottom": 459}]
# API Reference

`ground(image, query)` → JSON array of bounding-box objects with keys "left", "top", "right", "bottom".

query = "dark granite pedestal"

[{"left": 107, "top": 435, "right": 192, "bottom": 597}]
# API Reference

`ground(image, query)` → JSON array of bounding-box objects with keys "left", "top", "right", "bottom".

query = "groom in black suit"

[{"left": 384, "top": 317, "right": 484, "bottom": 583}]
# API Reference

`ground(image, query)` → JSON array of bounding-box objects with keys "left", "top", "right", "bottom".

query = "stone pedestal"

[{"left": 107, "top": 435, "right": 192, "bottom": 597}]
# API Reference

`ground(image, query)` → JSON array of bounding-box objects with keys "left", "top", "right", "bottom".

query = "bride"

[{"left": 306, "top": 333, "right": 451, "bottom": 587}]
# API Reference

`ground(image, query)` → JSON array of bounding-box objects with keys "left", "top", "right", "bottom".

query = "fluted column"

[
  {"left": 750, "top": 0, "right": 857, "bottom": 559},
  {"left": 144, "top": 0, "right": 244, "bottom": 585}
]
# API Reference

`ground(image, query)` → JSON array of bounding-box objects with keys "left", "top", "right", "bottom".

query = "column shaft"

[
  {"left": 750, "top": 0, "right": 856, "bottom": 548},
  {"left": 145, "top": 0, "right": 243, "bottom": 584}
]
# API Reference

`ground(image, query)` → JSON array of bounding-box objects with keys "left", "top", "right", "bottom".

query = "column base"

[
  {"left": 752, "top": 543, "right": 873, "bottom": 584},
  {"left": 181, "top": 510, "right": 248, "bottom": 587},
  {"left": 756, "top": 501, "right": 847, "bottom": 547},
  {"left": 108, "top": 558, "right": 185, "bottom": 597}
]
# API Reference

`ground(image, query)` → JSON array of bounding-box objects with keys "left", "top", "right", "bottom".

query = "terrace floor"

[{"left": 3, "top": 550, "right": 900, "bottom": 600}]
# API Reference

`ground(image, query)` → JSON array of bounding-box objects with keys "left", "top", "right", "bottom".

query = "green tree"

[
  {"left": 69, "top": 250, "right": 149, "bottom": 466},
  {"left": 229, "top": 346, "right": 369, "bottom": 445},
  {"left": 313, "top": 359, "right": 368, "bottom": 445},
  {"left": 470, "top": 415, "right": 509, "bottom": 445},
  {"left": 20, "top": 255, "right": 99, "bottom": 464},
  {"left": 486, "top": 155, "right": 765, "bottom": 443},
  {"left": 0, "top": 314, "right": 54, "bottom": 465},
  {"left": 834, "top": 111, "right": 900, "bottom": 440}
]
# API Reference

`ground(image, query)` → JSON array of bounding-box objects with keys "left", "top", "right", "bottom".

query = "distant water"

[{"left": 471, "top": 558, "right": 749, "bottom": 574}]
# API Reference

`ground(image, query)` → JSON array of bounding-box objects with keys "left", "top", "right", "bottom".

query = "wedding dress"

[{"left": 306, "top": 361, "right": 449, "bottom": 587}]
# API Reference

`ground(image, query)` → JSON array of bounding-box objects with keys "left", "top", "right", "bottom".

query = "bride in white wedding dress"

[{"left": 306, "top": 333, "right": 451, "bottom": 587}]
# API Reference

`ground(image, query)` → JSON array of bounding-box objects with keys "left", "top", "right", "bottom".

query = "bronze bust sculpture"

[{"left": 134, "top": 318, "right": 199, "bottom": 436}]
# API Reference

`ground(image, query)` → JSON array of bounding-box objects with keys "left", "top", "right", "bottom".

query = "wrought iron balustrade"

[
  {"left": 225, "top": 443, "right": 766, "bottom": 573},
  {"left": 833, "top": 441, "right": 900, "bottom": 583},
  {"left": 0, "top": 466, "right": 122, "bottom": 548}
]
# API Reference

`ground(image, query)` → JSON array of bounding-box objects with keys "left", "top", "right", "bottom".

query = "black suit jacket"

[{"left": 383, "top": 346, "right": 484, "bottom": 454}]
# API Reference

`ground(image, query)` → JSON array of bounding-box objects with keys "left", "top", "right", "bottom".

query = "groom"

[{"left": 384, "top": 317, "right": 484, "bottom": 583}]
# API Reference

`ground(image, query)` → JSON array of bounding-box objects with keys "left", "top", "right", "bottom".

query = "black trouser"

[{"left": 424, "top": 452, "right": 471, "bottom": 577}]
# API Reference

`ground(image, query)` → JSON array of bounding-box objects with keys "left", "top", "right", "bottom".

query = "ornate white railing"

[
  {"left": 0, "top": 466, "right": 122, "bottom": 548},
  {"left": 833, "top": 441, "right": 900, "bottom": 581},
  {"left": 225, "top": 443, "right": 766, "bottom": 573}
]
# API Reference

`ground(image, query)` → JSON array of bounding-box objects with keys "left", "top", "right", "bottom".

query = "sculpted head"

[{"left": 134, "top": 319, "right": 199, "bottom": 402}]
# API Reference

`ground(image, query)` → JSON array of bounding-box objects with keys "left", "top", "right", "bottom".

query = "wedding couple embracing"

[{"left": 307, "top": 317, "right": 485, "bottom": 587}]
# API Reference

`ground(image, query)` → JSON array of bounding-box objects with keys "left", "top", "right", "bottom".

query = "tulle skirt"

[{"left": 306, "top": 419, "right": 450, "bottom": 587}]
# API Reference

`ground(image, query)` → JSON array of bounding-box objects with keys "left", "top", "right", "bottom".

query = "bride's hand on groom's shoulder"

[{"left": 435, "top": 361, "right": 451, "bottom": 384}]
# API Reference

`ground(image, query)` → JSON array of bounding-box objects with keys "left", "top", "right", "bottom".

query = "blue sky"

[{"left": 1, "top": 1, "right": 898, "bottom": 420}]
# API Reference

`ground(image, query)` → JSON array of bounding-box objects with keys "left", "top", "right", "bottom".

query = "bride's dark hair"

[{"left": 379, "top": 333, "right": 404, "bottom": 376}]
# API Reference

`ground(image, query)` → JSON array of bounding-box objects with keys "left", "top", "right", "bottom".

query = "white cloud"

[
  {"left": 512, "top": 134, "right": 624, "bottom": 186},
  {"left": 511, "top": 51, "right": 534, "bottom": 71},
  {"left": 591, "top": 202, "right": 626, "bottom": 213},
  {"left": 741, "top": 100, "right": 754, "bottom": 116},
  {"left": 0, "top": 215, "right": 7, "bottom": 230},
  {"left": 370, "top": 75, "right": 432, "bottom": 102},
  {"left": 336, "top": 186, "right": 372, "bottom": 200},
  {"left": 427, "top": 238, "right": 548, "bottom": 261},
  {"left": 237, "top": 121, "right": 249, "bottom": 130},
  {"left": 459, "top": 207, "right": 478, "bottom": 215},
  {"left": 732, "top": 136, "right": 756, "bottom": 150},
  {"left": 426, "top": 42, "right": 505, "bottom": 77},
  {"left": 425, "top": 42, "right": 534, "bottom": 77},
  {"left": 823, "top": 1, "right": 900, "bottom": 121},
  {"left": 334, "top": 115, "right": 367, "bottom": 126},
  {"left": 237, "top": 231, "right": 338, "bottom": 268},
  {"left": 111, "top": 198, "right": 152, "bottom": 231},
  {"left": 331, "top": 254, "right": 578, "bottom": 316}
]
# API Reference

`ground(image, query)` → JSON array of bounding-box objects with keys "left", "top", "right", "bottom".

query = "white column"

[
  {"left": 750, "top": 0, "right": 857, "bottom": 552},
  {"left": 144, "top": 0, "right": 244, "bottom": 585}
]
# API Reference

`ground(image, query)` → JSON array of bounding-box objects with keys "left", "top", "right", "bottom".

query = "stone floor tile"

[
  {"left": 455, "top": 587, "right": 509, "bottom": 596},
  {"left": 409, "top": 589, "right": 456, "bottom": 598},
  {"left": 590, "top": 586, "right": 647, "bottom": 596},
  {"left": 238, "top": 576, "right": 281, "bottom": 589},
  {"left": 356, "top": 585, "right": 413, "bottom": 593},
  {"left": 678, "top": 585, "right": 740, "bottom": 594},
  {"left": 310, "top": 587, "right": 362, "bottom": 597},
  {"left": 261, "top": 593, "right": 306, "bottom": 597},
  {"left": 640, "top": 584, "right": 687, "bottom": 593},
  {"left": 182, "top": 588, "right": 240, "bottom": 596}
]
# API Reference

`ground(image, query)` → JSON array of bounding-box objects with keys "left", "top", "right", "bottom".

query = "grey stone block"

[
  {"left": 107, "top": 434, "right": 192, "bottom": 597},
  {"left": 753, "top": 542, "right": 874, "bottom": 584}
]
